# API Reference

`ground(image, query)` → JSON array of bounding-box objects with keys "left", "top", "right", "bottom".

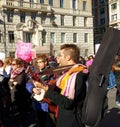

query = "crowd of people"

[
  {"left": 1, "top": 43, "right": 111, "bottom": 127},
  {"left": 1, "top": 44, "right": 120, "bottom": 127}
]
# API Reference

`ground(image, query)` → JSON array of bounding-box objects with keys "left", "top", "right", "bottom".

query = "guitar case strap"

[{"left": 82, "top": 28, "right": 120, "bottom": 126}]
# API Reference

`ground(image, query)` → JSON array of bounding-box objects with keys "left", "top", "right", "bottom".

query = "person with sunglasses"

[{"left": 8, "top": 58, "right": 31, "bottom": 127}]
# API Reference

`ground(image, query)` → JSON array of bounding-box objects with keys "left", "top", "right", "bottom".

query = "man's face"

[
  {"left": 59, "top": 49, "right": 67, "bottom": 66},
  {"left": 37, "top": 59, "right": 47, "bottom": 70}
]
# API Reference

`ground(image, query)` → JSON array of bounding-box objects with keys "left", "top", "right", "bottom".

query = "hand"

[
  {"left": 10, "top": 78, "right": 14, "bottom": 82},
  {"left": 33, "top": 81, "right": 43, "bottom": 88},
  {"left": 13, "top": 81, "right": 17, "bottom": 86},
  {"left": 33, "top": 88, "right": 41, "bottom": 95},
  {"left": 33, "top": 81, "right": 48, "bottom": 92}
]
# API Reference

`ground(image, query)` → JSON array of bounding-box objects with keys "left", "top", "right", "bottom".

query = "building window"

[
  {"left": 20, "top": 0, "right": 24, "bottom": 6},
  {"left": 111, "top": 3, "right": 117, "bottom": 10},
  {"left": 42, "top": 31, "right": 46, "bottom": 45},
  {"left": 72, "top": 0, "right": 76, "bottom": 9},
  {"left": 41, "top": 17, "right": 45, "bottom": 24},
  {"left": 73, "top": 16, "right": 76, "bottom": 26},
  {"left": 30, "top": 0, "right": 33, "bottom": 2},
  {"left": 99, "top": 0, "right": 104, "bottom": 4},
  {"left": 111, "top": 14, "right": 117, "bottom": 21},
  {"left": 49, "top": 0, "right": 53, "bottom": 6},
  {"left": 50, "top": 32, "right": 55, "bottom": 43},
  {"left": 73, "top": 33, "right": 77, "bottom": 43},
  {"left": 31, "top": 12, "right": 36, "bottom": 20},
  {"left": 7, "top": 10, "right": 13, "bottom": 22},
  {"left": 9, "top": 52, "right": 15, "bottom": 58},
  {"left": 30, "top": 0, "right": 34, "bottom": 8},
  {"left": 61, "top": 33, "right": 65, "bottom": 43},
  {"left": 8, "top": 31, "right": 14, "bottom": 43},
  {"left": 84, "top": 33, "right": 88, "bottom": 43},
  {"left": 61, "top": 15, "right": 64, "bottom": 26},
  {"left": 20, "top": 12, "right": 25, "bottom": 22},
  {"left": 100, "top": 18, "right": 105, "bottom": 25},
  {"left": 84, "top": 17, "right": 87, "bottom": 27},
  {"left": 100, "top": 8, "right": 105, "bottom": 15},
  {"left": 40, "top": 0, "right": 44, "bottom": 4},
  {"left": 23, "top": 32, "right": 32, "bottom": 42},
  {"left": 50, "top": 16, "right": 54, "bottom": 23},
  {"left": 60, "top": 0, "right": 63, "bottom": 8},
  {"left": 83, "top": 1, "right": 86, "bottom": 11}
]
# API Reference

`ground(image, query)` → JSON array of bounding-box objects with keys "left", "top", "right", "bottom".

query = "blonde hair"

[{"left": 4, "top": 57, "right": 12, "bottom": 65}]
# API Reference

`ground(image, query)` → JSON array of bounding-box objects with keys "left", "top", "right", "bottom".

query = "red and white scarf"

[{"left": 10, "top": 67, "right": 24, "bottom": 79}]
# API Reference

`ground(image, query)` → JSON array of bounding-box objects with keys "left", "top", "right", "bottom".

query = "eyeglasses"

[
  {"left": 11, "top": 63, "right": 16, "bottom": 66},
  {"left": 37, "top": 61, "right": 44, "bottom": 64}
]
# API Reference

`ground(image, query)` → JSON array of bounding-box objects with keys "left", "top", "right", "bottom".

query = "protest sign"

[{"left": 16, "top": 42, "right": 32, "bottom": 62}]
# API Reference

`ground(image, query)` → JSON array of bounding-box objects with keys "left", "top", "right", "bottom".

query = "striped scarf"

[
  {"left": 10, "top": 67, "right": 24, "bottom": 79},
  {"left": 56, "top": 64, "right": 86, "bottom": 99}
]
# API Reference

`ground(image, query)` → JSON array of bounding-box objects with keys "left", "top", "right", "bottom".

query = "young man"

[
  {"left": 26, "top": 54, "right": 56, "bottom": 127},
  {"left": 33, "top": 44, "right": 87, "bottom": 127}
]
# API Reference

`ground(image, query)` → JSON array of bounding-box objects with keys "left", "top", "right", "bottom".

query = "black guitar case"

[{"left": 82, "top": 28, "right": 120, "bottom": 127}]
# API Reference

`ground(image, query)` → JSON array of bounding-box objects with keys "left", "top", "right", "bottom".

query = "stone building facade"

[
  {"left": 92, "top": 0, "right": 109, "bottom": 45},
  {"left": 109, "top": 0, "right": 120, "bottom": 29},
  {"left": 0, "top": 0, "right": 94, "bottom": 57}
]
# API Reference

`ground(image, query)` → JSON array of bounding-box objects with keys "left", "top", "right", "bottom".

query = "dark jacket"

[
  {"left": 44, "top": 72, "right": 87, "bottom": 127},
  {"left": 8, "top": 70, "right": 30, "bottom": 111}
]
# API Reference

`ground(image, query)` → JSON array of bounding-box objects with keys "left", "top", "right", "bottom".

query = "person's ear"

[
  {"left": 45, "top": 61, "right": 47, "bottom": 66},
  {"left": 66, "top": 55, "right": 71, "bottom": 61}
]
